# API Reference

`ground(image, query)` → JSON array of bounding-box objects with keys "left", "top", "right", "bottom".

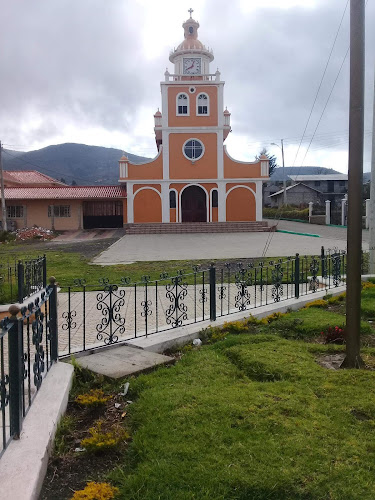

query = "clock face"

[{"left": 183, "top": 58, "right": 201, "bottom": 75}]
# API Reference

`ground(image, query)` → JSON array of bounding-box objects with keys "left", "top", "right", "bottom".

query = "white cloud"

[{"left": 0, "top": 0, "right": 374, "bottom": 173}]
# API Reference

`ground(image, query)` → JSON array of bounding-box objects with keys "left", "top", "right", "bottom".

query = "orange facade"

[{"left": 118, "top": 14, "right": 269, "bottom": 225}]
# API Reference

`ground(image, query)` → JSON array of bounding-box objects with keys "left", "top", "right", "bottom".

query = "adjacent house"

[
  {"left": 266, "top": 174, "right": 348, "bottom": 208},
  {"left": 1, "top": 170, "right": 126, "bottom": 230}
]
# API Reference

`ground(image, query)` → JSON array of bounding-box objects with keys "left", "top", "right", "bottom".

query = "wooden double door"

[{"left": 181, "top": 186, "right": 207, "bottom": 222}]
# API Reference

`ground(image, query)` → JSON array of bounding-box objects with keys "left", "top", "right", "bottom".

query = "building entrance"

[{"left": 181, "top": 186, "right": 207, "bottom": 222}]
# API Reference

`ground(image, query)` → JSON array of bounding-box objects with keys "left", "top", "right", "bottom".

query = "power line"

[
  {"left": 262, "top": 0, "right": 352, "bottom": 258},
  {"left": 291, "top": 0, "right": 350, "bottom": 167}
]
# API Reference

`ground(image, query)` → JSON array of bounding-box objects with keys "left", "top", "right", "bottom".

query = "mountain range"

[
  {"left": 2, "top": 143, "right": 151, "bottom": 185},
  {"left": 2, "top": 142, "right": 364, "bottom": 185}
]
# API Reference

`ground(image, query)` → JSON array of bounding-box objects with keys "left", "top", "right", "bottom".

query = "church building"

[{"left": 118, "top": 11, "right": 269, "bottom": 226}]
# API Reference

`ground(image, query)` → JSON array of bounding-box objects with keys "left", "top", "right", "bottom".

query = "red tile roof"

[
  {"left": 4, "top": 170, "right": 66, "bottom": 186},
  {"left": 4, "top": 186, "right": 127, "bottom": 200}
]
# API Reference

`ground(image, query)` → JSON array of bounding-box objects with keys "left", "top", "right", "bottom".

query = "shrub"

[
  {"left": 362, "top": 281, "right": 375, "bottom": 290},
  {"left": 0, "top": 231, "right": 16, "bottom": 243},
  {"left": 71, "top": 482, "right": 119, "bottom": 500},
  {"left": 80, "top": 420, "right": 128, "bottom": 454},
  {"left": 321, "top": 326, "right": 346, "bottom": 344},
  {"left": 75, "top": 389, "right": 110, "bottom": 408},
  {"left": 263, "top": 207, "right": 309, "bottom": 221},
  {"left": 304, "top": 299, "right": 328, "bottom": 309}
]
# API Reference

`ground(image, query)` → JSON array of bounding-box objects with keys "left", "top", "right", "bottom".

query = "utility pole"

[
  {"left": 281, "top": 139, "right": 286, "bottom": 206},
  {"left": 271, "top": 140, "right": 287, "bottom": 205},
  {"left": 0, "top": 141, "right": 7, "bottom": 232},
  {"left": 369, "top": 69, "right": 375, "bottom": 273},
  {"left": 342, "top": 0, "right": 365, "bottom": 368}
]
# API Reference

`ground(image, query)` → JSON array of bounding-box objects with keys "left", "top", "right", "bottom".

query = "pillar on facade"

[
  {"left": 365, "top": 198, "right": 370, "bottom": 229},
  {"left": 325, "top": 200, "right": 331, "bottom": 225}
]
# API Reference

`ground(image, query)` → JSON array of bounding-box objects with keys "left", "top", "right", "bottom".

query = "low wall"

[{"left": 309, "top": 215, "right": 325, "bottom": 225}]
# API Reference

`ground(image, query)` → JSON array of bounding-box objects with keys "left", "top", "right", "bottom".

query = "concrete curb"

[
  {"left": 0, "top": 362, "right": 74, "bottom": 500},
  {"left": 126, "top": 285, "right": 347, "bottom": 353}
]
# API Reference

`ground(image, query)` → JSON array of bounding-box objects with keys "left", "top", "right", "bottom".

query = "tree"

[
  {"left": 71, "top": 180, "right": 77, "bottom": 186},
  {"left": 60, "top": 177, "right": 66, "bottom": 184},
  {"left": 255, "top": 148, "right": 278, "bottom": 177}
]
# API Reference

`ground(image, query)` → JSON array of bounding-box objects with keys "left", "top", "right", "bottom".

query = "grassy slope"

[{"left": 111, "top": 336, "right": 375, "bottom": 500}]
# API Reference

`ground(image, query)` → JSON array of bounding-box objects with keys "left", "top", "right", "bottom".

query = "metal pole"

[
  {"left": 281, "top": 139, "right": 287, "bottom": 206},
  {"left": 342, "top": 0, "right": 365, "bottom": 368},
  {"left": 0, "top": 142, "right": 7, "bottom": 232},
  {"left": 369, "top": 68, "right": 375, "bottom": 273}
]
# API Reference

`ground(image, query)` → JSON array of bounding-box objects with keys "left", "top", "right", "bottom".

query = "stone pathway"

[{"left": 76, "top": 345, "right": 174, "bottom": 378}]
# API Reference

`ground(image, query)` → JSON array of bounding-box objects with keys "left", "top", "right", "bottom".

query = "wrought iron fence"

[
  {"left": 0, "top": 255, "right": 46, "bottom": 305},
  {"left": 17, "top": 256, "right": 47, "bottom": 304},
  {"left": 0, "top": 279, "right": 58, "bottom": 457},
  {"left": 58, "top": 247, "right": 346, "bottom": 357}
]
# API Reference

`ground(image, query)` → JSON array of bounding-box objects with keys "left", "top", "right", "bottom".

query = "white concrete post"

[
  {"left": 161, "top": 183, "right": 170, "bottom": 223},
  {"left": 366, "top": 198, "right": 370, "bottom": 229},
  {"left": 308, "top": 202, "right": 313, "bottom": 222},
  {"left": 341, "top": 197, "right": 347, "bottom": 226},
  {"left": 218, "top": 183, "right": 226, "bottom": 222},
  {"left": 127, "top": 183, "right": 134, "bottom": 224},
  {"left": 325, "top": 200, "right": 331, "bottom": 225}
]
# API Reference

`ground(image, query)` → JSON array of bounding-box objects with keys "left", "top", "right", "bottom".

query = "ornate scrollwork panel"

[
  {"left": 165, "top": 275, "right": 188, "bottom": 328},
  {"left": 96, "top": 284, "right": 126, "bottom": 344},
  {"left": 234, "top": 266, "right": 252, "bottom": 311},
  {"left": 271, "top": 263, "right": 284, "bottom": 302},
  {"left": 309, "top": 257, "right": 320, "bottom": 292},
  {"left": 32, "top": 309, "right": 45, "bottom": 390}
]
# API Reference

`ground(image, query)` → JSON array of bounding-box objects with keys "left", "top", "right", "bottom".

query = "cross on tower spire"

[{"left": 188, "top": 7, "right": 194, "bottom": 18}]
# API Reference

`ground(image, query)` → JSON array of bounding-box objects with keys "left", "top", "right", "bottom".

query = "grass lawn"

[
  {"left": 0, "top": 239, "right": 330, "bottom": 302},
  {"left": 41, "top": 292, "right": 375, "bottom": 500},
  {"left": 108, "top": 336, "right": 375, "bottom": 500}
]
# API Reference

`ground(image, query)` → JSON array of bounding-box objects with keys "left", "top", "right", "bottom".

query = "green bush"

[{"left": 263, "top": 207, "right": 309, "bottom": 221}]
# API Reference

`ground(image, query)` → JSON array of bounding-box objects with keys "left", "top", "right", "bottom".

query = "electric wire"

[{"left": 261, "top": 0, "right": 354, "bottom": 258}]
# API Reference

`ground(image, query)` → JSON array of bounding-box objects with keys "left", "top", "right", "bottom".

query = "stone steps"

[{"left": 124, "top": 222, "right": 274, "bottom": 234}]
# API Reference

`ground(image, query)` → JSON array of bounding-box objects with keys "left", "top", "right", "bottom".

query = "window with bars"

[
  {"left": 177, "top": 93, "right": 189, "bottom": 115},
  {"left": 48, "top": 205, "right": 71, "bottom": 217},
  {"left": 197, "top": 93, "right": 209, "bottom": 115},
  {"left": 7, "top": 205, "right": 24, "bottom": 218}
]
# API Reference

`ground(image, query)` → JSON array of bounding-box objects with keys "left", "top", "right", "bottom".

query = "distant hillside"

[
  {"left": 2, "top": 143, "right": 151, "bottom": 185},
  {"left": 271, "top": 166, "right": 340, "bottom": 181}
]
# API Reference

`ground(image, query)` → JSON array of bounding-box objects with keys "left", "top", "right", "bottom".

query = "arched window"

[
  {"left": 177, "top": 93, "right": 189, "bottom": 115},
  {"left": 197, "top": 93, "right": 209, "bottom": 115},
  {"left": 169, "top": 190, "right": 176, "bottom": 209},
  {"left": 212, "top": 189, "right": 218, "bottom": 208}
]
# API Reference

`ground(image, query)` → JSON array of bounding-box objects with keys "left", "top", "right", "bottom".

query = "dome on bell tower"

[{"left": 169, "top": 9, "right": 214, "bottom": 74}]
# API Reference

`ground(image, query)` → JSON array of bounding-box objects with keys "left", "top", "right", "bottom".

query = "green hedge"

[{"left": 263, "top": 207, "right": 309, "bottom": 221}]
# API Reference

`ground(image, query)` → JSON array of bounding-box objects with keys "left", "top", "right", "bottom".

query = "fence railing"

[
  {"left": 58, "top": 247, "right": 347, "bottom": 357},
  {"left": 0, "top": 279, "right": 58, "bottom": 456},
  {"left": 0, "top": 255, "right": 46, "bottom": 305}
]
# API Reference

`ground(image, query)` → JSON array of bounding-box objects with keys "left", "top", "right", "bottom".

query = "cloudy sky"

[{"left": 1, "top": 0, "right": 374, "bottom": 173}]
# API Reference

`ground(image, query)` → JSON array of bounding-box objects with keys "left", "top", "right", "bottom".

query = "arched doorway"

[{"left": 181, "top": 186, "right": 207, "bottom": 222}]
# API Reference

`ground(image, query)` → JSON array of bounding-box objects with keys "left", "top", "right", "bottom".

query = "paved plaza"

[{"left": 93, "top": 220, "right": 366, "bottom": 265}]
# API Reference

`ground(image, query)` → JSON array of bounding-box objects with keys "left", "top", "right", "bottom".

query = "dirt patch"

[
  {"left": 40, "top": 392, "right": 131, "bottom": 500},
  {"left": 4, "top": 238, "right": 120, "bottom": 260}
]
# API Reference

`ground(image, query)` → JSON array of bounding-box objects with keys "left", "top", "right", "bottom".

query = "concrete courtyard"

[{"left": 93, "top": 220, "right": 367, "bottom": 265}]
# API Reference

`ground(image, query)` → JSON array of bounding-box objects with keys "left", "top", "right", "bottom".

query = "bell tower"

[{"left": 169, "top": 9, "right": 214, "bottom": 78}]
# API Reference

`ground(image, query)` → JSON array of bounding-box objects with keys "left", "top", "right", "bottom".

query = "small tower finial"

[{"left": 188, "top": 7, "right": 194, "bottom": 18}]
